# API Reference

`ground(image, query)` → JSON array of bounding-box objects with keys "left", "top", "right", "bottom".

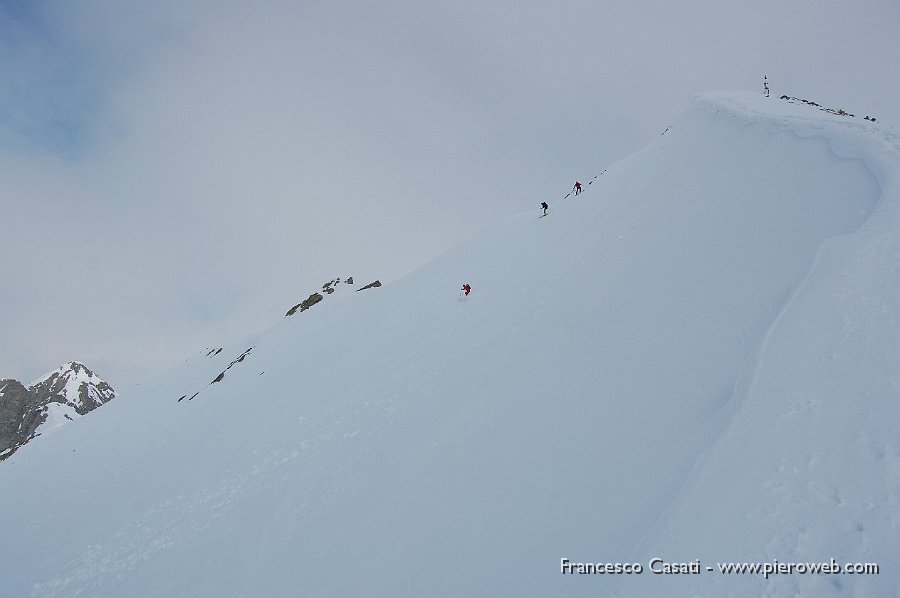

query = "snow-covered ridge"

[
  {"left": 703, "top": 92, "right": 899, "bottom": 258},
  {"left": 693, "top": 91, "right": 898, "bottom": 182},
  {"left": 0, "top": 92, "right": 896, "bottom": 597}
]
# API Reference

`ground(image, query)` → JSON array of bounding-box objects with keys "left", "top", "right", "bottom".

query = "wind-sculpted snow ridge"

[
  {"left": 619, "top": 91, "right": 900, "bottom": 598},
  {"left": 0, "top": 92, "right": 896, "bottom": 597}
]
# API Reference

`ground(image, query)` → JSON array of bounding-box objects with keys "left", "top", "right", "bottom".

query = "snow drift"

[{"left": 0, "top": 92, "right": 896, "bottom": 597}]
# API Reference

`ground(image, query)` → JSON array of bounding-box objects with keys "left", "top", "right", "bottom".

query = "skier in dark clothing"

[
  {"left": 541, "top": 201, "right": 549, "bottom": 215},
  {"left": 461, "top": 283, "right": 471, "bottom": 296},
  {"left": 573, "top": 181, "right": 583, "bottom": 195}
]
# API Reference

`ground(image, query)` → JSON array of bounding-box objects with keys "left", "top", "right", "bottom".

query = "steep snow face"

[{"left": 0, "top": 92, "right": 895, "bottom": 597}]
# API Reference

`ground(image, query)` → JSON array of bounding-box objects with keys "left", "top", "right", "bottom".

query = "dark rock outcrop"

[
  {"left": 356, "top": 280, "right": 382, "bottom": 292},
  {"left": 209, "top": 348, "right": 254, "bottom": 386},
  {"left": 779, "top": 94, "right": 860, "bottom": 118},
  {"left": 0, "top": 380, "right": 43, "bottom": 460},
  {"left": 284, "top": 275, "right": 376, "bottom": 317},
  {"left": 286, "top": 292, "right": 324, "bottom": 317}
]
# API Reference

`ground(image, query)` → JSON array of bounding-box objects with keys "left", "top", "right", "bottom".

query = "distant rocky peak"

[
  {"left": 29, "top": 362, "right": 115, "bottom": 415},
  {"left": 1, "top": 362, "right": 116, "bottom": 461}
]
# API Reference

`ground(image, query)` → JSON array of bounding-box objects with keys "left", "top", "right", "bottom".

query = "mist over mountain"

[{"left": 0, "top": 92, "right": 896, "bottom": 597}]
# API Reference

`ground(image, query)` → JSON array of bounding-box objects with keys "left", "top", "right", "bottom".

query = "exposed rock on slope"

[{"left": 285, "top": 276, "right": 380, "bottom": 317}]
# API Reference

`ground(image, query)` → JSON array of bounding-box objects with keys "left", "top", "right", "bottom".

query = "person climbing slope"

[
  {"left": 541, "top": 201, "right": 549, "bottom": 216},
  {"left": 573, "top": 181, "right": 583, "bottom": 195},
  {"left": 461, "top": 283, "right": 471, "bottom": 297}
]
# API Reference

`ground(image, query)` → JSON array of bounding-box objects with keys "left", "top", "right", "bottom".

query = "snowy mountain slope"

[{"left": 0, "top": 92, "right": 896, "bottom": 597}]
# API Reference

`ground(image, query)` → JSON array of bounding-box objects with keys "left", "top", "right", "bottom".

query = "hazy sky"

[{"left": 2, "top": 0, "right": 898, "bottom": 389}]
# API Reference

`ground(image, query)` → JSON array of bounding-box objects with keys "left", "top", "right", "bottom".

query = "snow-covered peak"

[
  {"left": 28, "top": 362, "right": 115, "bottom": 414},
  {"left": 1, "top": 362, "right": 116, "bottom": 461},
  {"left": 30, "top": 361, "right": 94, "bottom": 388}
]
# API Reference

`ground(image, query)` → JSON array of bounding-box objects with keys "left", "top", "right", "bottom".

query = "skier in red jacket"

[{"left": 461, "top": 283, "right": 471, "bottom": 296}]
